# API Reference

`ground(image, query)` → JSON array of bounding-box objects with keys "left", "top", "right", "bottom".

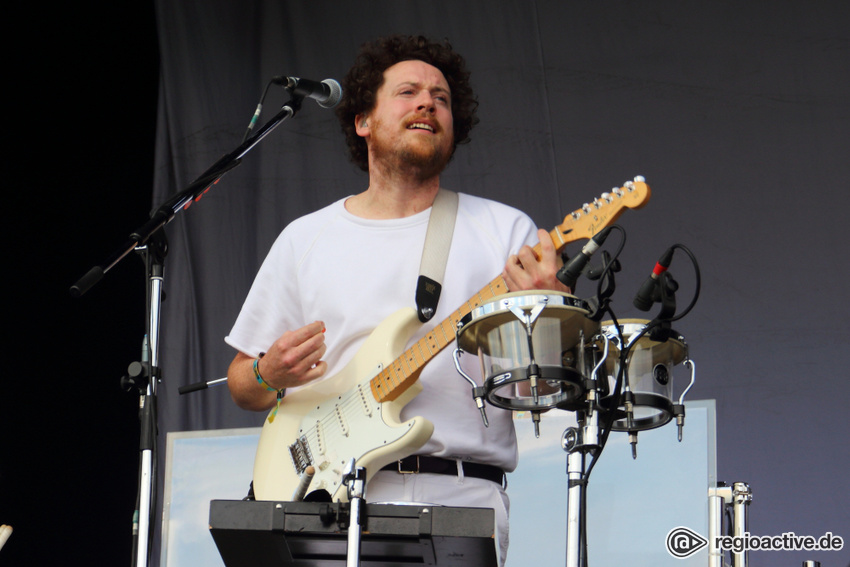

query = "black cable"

[
  {"left": 241, "top": 80, "right": 276, "bottom": 143},
  {"left": 591, "top": 226, "right": 626, "bottom": 300},
  {"left": 664, "top": 243, "right": 701, "bottom": 324}
]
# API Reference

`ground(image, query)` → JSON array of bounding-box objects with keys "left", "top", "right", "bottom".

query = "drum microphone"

[
  {"left": 633, "top": 247, "right": 674, "bottom": 311},
  {"left": 272, "top": 76, "right": 343, "bottom": 108},
  {"left": 557, "top": 227, "right": 613, "bottom": 288}
]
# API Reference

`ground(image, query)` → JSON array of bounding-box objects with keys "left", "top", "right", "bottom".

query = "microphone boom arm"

[{"left": 70, "top": 96, "right": 305, "bottom": 297}]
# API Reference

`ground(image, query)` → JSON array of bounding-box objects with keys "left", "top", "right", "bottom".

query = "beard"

[{"left": 369, "top": 119, "right": 454, "bottom": 181}]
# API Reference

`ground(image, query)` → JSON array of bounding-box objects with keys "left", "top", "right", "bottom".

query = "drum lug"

[
  {"left": 672, "top": 403, "right": 686, "bottom": 442},
  {"left": 452, "top": 348, "right": 489, "bottom": 427},
  {"left": 621, "top": 391, "right": 639, "bottom": 459},
  {"left": 674, "top": 358, "right": 696, "bottom": 441}
]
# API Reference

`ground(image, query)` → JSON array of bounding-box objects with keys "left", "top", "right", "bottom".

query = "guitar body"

[{"left": 253, "top": 307, "right": 434, "bottom": 502}]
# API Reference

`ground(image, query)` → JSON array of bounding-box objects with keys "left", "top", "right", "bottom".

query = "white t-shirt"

[{"left": 226, "top": 192, "right": 539, "bottom": 471}]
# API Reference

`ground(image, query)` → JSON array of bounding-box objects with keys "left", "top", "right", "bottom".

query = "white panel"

[
  {"left": 161, "top": 428, "right": 261, "bottom": 567},
  {"left": 508, "top": 400, "right": 716, "bottom": 566}
]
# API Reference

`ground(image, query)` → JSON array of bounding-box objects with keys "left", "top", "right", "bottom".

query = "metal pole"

[{"left": 731, "top": 482, "right": 752, "bottom": 567}]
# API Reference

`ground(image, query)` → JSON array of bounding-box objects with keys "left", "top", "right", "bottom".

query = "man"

[{"left": 225, "top": 35, "right": 569, "bottom": 564}]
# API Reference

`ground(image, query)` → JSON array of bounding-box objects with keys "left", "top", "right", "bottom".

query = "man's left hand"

[{"left": 502, "top": 228, "right": 572, "bottom": 294}]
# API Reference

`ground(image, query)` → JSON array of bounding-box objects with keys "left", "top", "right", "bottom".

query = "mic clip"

[
  {"left": 647, "top": 319, "right": 675, "bottom": 343},
  {"left": 585, "top": 250, "right": 619, "bottom": 322},
  {"left": 646, "top": 271, "right": 679, "bottom": 320}
]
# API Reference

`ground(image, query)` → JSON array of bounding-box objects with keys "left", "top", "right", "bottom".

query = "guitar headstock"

[{"left": 549, "top": 176, "right": 651, "bottom": 251}]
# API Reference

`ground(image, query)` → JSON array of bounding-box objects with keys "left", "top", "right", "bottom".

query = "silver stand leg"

[
  {"left": 708, "top": 481, "right": 752, "bottom": 567},
  {"left": 343, "top": 459, "right": 367, "bottom": 567},
  {"left": 133, "top": 244, "right": 164, "bottom": 567},
  {"left": 561, "top": 408, "right": 600, "bottom": 567},
  {"left": 708, "top": 487, "right": 727, "bottom": 567},
  {"left": 730, "top": 482, "right": 752, "bottom": 567},
  {"left": 564, "top": 449, "right": 585, "bottom": 567}
]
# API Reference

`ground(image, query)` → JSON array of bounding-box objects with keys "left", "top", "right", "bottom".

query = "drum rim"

[
  {"left": 601, "top": 393, "right": 674, "bottom": 431},
  {"left": 459, "top": 290, "right": 591, "bottom": 331},
  {"left": 484, "top": 364, "right": 585, "bottom": 411},
  {"left": 601, "top": 318, "right": 687, "bottom": 347}
]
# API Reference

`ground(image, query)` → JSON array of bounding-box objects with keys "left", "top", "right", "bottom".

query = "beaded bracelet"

[{"left": 253, "top": 357, "right": 285, "bottom": 423}]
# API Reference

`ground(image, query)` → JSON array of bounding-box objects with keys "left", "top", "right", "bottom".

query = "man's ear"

[{"left": 355, "top": 114, "right": 369, "bottom": 137}]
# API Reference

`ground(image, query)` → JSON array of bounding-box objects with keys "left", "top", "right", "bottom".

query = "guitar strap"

[{"left": 416, "top": 189, "right": 458, "bottom": 322}]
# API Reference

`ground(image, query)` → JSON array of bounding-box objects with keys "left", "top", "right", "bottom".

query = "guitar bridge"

[{"left": 289, "top": 435, "right": 313, "bottom": 475}]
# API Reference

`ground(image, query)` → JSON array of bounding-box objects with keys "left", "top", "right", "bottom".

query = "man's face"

[{"left": 358, "top": 59, "right": 455, "bottom": 179}]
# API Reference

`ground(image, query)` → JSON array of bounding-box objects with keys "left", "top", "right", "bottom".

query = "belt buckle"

[{"left": 397, "top": 456, "right": 420, "bottom": 474}]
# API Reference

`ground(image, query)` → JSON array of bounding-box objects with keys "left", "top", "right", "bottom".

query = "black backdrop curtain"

[{"left": 151, "top": 2, "right": 850, "bottom": 566}]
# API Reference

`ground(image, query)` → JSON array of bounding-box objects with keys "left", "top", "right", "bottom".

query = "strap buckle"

[{"left": 397, "top": 456, "right": 420, "bottom": 474}]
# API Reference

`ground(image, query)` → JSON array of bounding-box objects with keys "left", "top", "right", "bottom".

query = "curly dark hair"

[{"left": 336, "top": 35, "right": 479, "bottom": 172}]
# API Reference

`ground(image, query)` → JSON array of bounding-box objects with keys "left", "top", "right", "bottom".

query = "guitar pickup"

[
  {"left": 357, "top": 384, "right": 374, "bottom": 417},
  {"left": 289, "top": 435, "right": 313, "bottom": 475},
  {"left": 335, "top": 404, "right": 350, "bottom": 437}
]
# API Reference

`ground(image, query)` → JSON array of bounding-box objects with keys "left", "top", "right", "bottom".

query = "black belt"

[{"left": 381, "top": 455, "right": 505, "bottom": 485}]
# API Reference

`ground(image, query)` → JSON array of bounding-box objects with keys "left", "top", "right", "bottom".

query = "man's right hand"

[
  {"left": 227, "top": 321, "right": 327, "bottom": 411},
  {"left": 259, "top": 321, "right": 328, "bottom": 390}
]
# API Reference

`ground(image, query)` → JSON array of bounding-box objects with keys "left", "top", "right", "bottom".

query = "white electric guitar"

[{"left": 252, "top": 178, "right": 651, "bottom": 501}]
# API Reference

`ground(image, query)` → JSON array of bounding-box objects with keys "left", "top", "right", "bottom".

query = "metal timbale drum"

[
  {"left": 455, "top": 292, "right": 601, "bottom": 412},
  {"left": 600, "top": 319, "right": 689, "bottom": 431}
]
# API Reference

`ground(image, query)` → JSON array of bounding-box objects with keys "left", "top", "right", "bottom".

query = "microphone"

[
  {"left": 272, "top": 76, "right": 342, "bottom": 108},
  {"left": 633, "top": 247, "right": 674, "bottom": 311},
  {"left": 556, "top": 227, "right": 613, "bottom": 289}
]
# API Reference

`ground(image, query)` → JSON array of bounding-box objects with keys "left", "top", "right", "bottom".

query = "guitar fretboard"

[{"left": 369, "top": 275, "right": 509, "bottom": 402}]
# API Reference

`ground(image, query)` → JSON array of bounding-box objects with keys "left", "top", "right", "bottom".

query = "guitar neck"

[{"left": 369, "top": 274, "right": 509, "bottom": 403}]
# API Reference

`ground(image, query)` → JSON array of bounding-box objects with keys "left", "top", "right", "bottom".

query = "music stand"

[{"left": 209, "top": 500, "right": 497, "bottom": 567}]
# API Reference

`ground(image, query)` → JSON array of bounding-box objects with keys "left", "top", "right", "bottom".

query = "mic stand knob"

[{"left": 121, "top": 361, "right": 159, "bottom": 393}]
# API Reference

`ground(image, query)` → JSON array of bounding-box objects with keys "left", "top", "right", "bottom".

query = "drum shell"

[
  {"left": 456, "top": 292, "right": 600, "bottom": 410},
  {"left": 601, "top": 319, "right": 687, "bottom": 429}
]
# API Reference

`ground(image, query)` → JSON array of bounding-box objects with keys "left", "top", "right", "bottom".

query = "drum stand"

[
  {"left": 709, "top": 481, "right": 752, "bottom": 567},
  {"left": 561, "top": 409, "right": 599, "bottom": 567},
  {"left": 558, "top": 336, "right": 609, "bottom": 567}
]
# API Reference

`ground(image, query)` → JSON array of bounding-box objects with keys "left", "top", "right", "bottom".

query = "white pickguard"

[{"left": 253, "top": 307, "right": 434, "bottom": 502}]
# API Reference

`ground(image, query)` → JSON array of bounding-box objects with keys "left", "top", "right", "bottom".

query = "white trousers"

[{"left": 366, "top": 467, "right": 510, "bottom": 566}]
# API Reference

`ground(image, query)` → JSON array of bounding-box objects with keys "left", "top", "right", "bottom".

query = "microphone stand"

[
  {"left": 128, "top": 233, "right": 165, "bottom": 567},
  {"left": 69, "top": 95, "right": 306, "bottom": 567},
  {"left": 560, "top": 335, "right": 609, "bottom": 567}
]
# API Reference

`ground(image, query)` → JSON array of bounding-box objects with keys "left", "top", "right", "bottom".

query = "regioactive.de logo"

[
  {"left": 666, "top": 526, "right": 844, "bottom": 559},
  {"left": 666, "top": 526, "right": 708, "bottom": 558}
]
